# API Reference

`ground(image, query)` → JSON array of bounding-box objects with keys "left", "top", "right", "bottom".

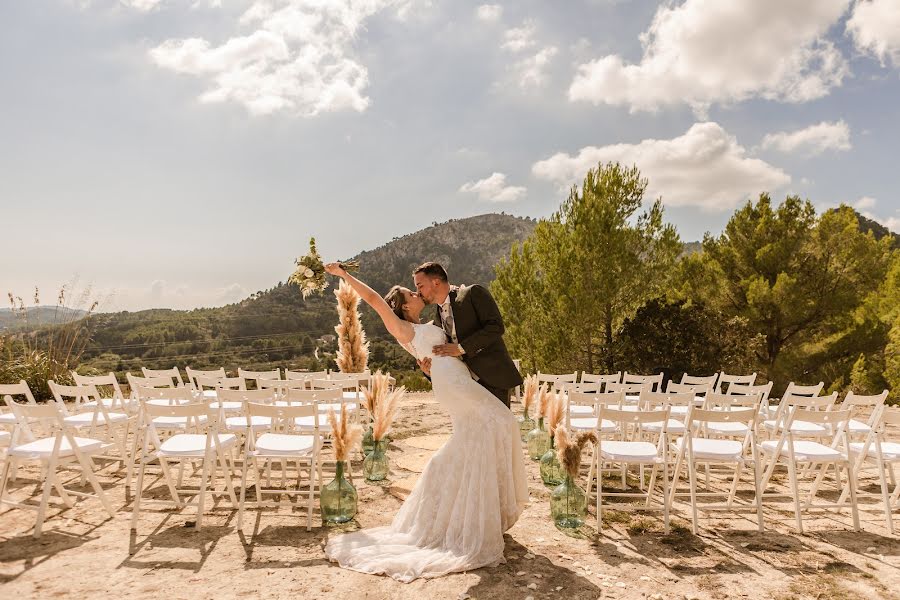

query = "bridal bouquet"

[{"left": 289, "top": 237, "right": 360, "bottom": 299}]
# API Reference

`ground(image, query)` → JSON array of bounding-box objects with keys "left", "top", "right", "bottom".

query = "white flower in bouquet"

[{"left": 288, "top": 237, "right": 360, "bottom": 299}]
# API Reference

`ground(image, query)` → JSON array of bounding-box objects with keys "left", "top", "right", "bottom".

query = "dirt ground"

[{"left": 0, "top": 392, "right": 898, "bottom": 600}]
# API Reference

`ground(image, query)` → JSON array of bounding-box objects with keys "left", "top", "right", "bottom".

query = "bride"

[{"left": 322, "top": 262, "right": 529, "bottom": 583}]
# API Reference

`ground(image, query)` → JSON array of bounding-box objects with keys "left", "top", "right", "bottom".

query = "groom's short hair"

[{"left": 414, "top": 262, "right": 448, "bottom": 282}]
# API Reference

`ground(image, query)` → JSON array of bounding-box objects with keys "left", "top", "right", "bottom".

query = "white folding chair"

[
  {"left": 0, "top": 381, "right": 39, "bottom": 437},
  {"left": 185, "top": 367, "right": 227, "bottom": 390},
  {"left": 847, "top": 407, "right": 900, "bottom": 533},
  {"left": 681, "top": 373, "right": 718, "bottom": 389},
  {"left": 49, "top": 381, "right": 133, "bottom": 485},
  {"left": 217, "top": 388, "right": 278, "bottom": 433},
  {"left": 622, "top": 372, "right": 664, "bottom": 392},
  {"left": 840, "top": 390, "right": 889, "bottom": 440},
  {"left": 72, "top": 372, "right": 134, "bottom": 413},
  {"left": 595, "top": 406, "right": 672, "bottom": 533},
  {"left": 237, "top": 402, "right": 323, "bottom": 530},
  {"left": 0, "top": 401, "right": 115, "bottom": 538},
  {"left": 664, "top": 382, "right": 710, "bottom": 411},
  {"left": 131, "top": 400, "right": 238, "bottom": 530},
  {"left": 764, "top": 381, "right": 824, "bottom": 419},
  {"left": 141, "top": 366, "right": 186, "bottom": 387},
  {"left": 762, "top": 392, "right": 838, "bottom": 441},
  {"left": 671, "top": 406, "right": 764, "bottom": 533},
  {"left": 537, "top": 371, "right": 578, "bottom": 392},
  {"left": 238, "top": 368, "right": 282, "bottom": 389},
  {"left": 126, "top": 373, "right": 179, "bottom": 396},
  {"left": 606, "top": 382, "right": 649, "bottom": 406},
  {"left": 579, "top": 372, "right": 621, "bottom": 391},
  {"left": 715, "top": 372, "right": 757, "bottom": 394},
  {"left": 759, "top": 407, "right": 859, "bottom": 532},
  {"left": 285, "top": 369, "right": 329, "bottom": 388}
]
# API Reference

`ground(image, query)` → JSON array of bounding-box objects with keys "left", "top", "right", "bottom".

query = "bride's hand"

[{"left": 324, "top": 262, "right": 347, "bottom": 278}]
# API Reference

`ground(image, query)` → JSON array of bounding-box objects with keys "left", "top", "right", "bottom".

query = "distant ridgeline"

[{"left": 76, "top": 214, "right": 539, "bottom": 380}]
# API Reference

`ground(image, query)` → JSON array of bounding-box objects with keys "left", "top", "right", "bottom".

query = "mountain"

[
  {"left": 71, "top": 213, "right": 538, "bottom": 377},
  {"left": 0, "top": 306, "right": 88, "bottom": 332},
  {"left": 851, "top": 209, "right": 900, "bottom": 248}
]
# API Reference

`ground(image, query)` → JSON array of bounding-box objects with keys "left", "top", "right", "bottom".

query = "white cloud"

[
  {"left": 459, "top": 172, "right": 527, "bottom": 203},
  {"left": 217, "top": 283, "right": 248, "bottom": 304},
  {"left": 760, "top": 120, "right": 851, "bottom": 155},
  {"left": 532, "top": 122, "right": 791, "bottom": 210},
  {"left": 568, "top": 0, "right": 850, "bottom": 114},
  {"left": 513, "top": 46, "right": 558, "bottom": 88},
  {"left": 476, "top": 4, "right": 503, "bottom": 22},
  {"left": 122, "top": 0, "right": 163, "bottom": 11},
  {"left": 502, "top": 20, "right": 537, "bottom": 52},
  {"left": 853, "top": 196, "right": 877, "bottom": 210},
  {"left": 847, "top": 0, "right": 900, "bottom": 66},
  {"left": 150, "top": 0, "right": 419, "bottom": 116},
  {"left": 884, "top": 216, "right": 900, "bottom": 233}
]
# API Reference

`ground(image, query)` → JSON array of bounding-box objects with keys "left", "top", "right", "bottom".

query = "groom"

[{"left": 413, "top": 262, "right": 523, "bottom": 408}]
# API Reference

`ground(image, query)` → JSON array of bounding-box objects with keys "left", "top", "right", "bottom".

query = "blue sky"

[{"left": 1, "top": 0, "right": 899, "bottom": 311}]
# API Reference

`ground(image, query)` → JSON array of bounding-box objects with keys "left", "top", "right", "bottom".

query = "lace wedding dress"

[{"left": 324, "top": 323, "right": 529, "bottom": 582}]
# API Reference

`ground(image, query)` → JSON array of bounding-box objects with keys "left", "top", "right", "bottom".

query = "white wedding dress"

[{"left": 324, "top": 323, "right": 529, "bottom": 582}]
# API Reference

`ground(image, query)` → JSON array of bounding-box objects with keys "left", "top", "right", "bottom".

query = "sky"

[{"left": 1, "top": 0, "right": 899, "bottom": 312}]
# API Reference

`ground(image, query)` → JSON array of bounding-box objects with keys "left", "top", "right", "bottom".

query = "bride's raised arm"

[{"left": 324, "top": 262, "right": 415, "bottom": 344}]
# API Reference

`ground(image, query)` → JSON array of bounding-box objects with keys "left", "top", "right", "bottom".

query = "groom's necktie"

[{"left": 441, "top": 304, "right": 456, "bottom": 343}]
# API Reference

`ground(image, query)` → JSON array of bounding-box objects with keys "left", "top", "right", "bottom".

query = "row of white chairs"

[
  {"left": 558, "top": 386, "right": 895, "bottom": 534},
  {"left": 0, "top": 378, "right": 366, "bottom": 537},
  {"left": 535, "top": 370, "right": 758, "bottom": 394}
]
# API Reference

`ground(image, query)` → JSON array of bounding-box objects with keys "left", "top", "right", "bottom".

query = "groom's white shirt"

[{"left": 438, "top": 292, "right": 478, "bottom": 380}]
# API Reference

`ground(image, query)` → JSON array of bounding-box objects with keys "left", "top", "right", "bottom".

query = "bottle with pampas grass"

[
  {"left": 550, "top": 427, "right": 597, "bottom": 529},
  {"left": 518, "top": 375, "right": 538, "bottom": 440},
  {"left": 364, "top": 385, "right": 404, "bottom": 482},
  {"left": 321, "top": 404, "right": 362, "bottom": 524},
  {"left": 361, "top": 370, "right": 391, "bottom": 455},
  {"left": 526, "top": 383, "right": 552, "bottom": 460},
  {"left": 539, "top": 391, "right": 566, "bottom": 486}
]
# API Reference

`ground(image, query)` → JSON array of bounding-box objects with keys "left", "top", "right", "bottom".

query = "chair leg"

[
  {"left": 75, "top": 451, "right": 115, "bottom": 517},
  {"left": 687, "top": 457, "right": 699, "bottom": 535},
  {"left": 237, "top": 452, "right": 250, "bottom": 530},
  {"left": 131, "top": 458, "right": 147, "bottom": 531},
  {"left": 662, "top": 458, "right": 670, "bottom": 534},
  {"left": 786, "top": 458, "right": 803, "bottom": 533},
  {"left": 217, "top": 446, "right": 238, "bottom": 505},
  {"left": 876, "top": 454, "right": 894, "bottom": 535},
  {"left": 726, "top": 462, "right": 743, "bottom": 509},
  {"left": 158, "top": 458, "right": 183, "bottom": 508},
  {"left": 196, "top": 455, "right": 211, "bottom": 529},
  {"left": 0, "top": 460, "right": 11, "bottom": 508},
  {"left": 752, "top": 449, "right": 764, "bottom": 532},
  {"left": 845, "top": 460, "right": 860, "bottom": 532},
  {"left": 34, "top": 455, "right": 60, "bottom": 539},
  {"left": 668, "top": 444, "right": 686, "bottom": 506}
]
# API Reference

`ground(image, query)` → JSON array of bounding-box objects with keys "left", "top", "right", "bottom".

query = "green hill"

[{"left": 77, "top": 213, "right": 538, "bottom": 379}]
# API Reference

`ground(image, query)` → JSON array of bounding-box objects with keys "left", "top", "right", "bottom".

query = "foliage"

[
  {"left": 0, "top": 285, "right": 100, "bottom": 398},
  {"left": 616, "top": 298, "right": 764, "bottom": 382},
  {"left": 493, "top": 162, "right": 682, "bottom": 373},
  {"left": 678, "top": 196, "right": 892, "bottom": 392}
]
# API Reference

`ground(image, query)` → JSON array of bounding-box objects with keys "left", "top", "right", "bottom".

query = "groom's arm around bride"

[{"left": 414, "top": 262, "right": 523, "bottom": 408}]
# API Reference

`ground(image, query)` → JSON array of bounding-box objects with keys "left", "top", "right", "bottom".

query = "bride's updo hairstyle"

[{"left": 384, "top": 286, "right": 409, "bottom": 321}]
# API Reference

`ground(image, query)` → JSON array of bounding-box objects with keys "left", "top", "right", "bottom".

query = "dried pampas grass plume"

[
  {"left": 546, "top": 391, "right": 564, "bottom": 439},
  {"left": 537, "top": 383, "right": 552, "bottom": 418},
  {"left": 373, "top": 386, "right": 405, "bottom": 441},
  {"left": 556, "top": 427, "right": 597, "bottom": 479},
  {"left": 328, "top": 403, "right": 362, "bottom": 463},
  {"left": 334, "top": 279, "right": 369, "bottom": 373},
  {"left": 361, "top": 370, "right": 390, "bottom": 417},
  {"left": 521, "top": 374, "right": 539, "bottom": 417}
]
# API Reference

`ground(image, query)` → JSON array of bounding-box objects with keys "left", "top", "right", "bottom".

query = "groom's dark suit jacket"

[{"left": 435, "top": 284, "right": 524, "bottom": 391}]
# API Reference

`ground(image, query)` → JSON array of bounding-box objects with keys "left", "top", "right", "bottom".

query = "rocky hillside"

[{"left": 351, "top": 213, "right": 538, "bottom": 292}]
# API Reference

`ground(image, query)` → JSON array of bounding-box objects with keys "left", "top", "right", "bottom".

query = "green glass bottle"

[
  {"left": 550, "top": 474, "right": 588, "bottom": 529},
  {"left": 539, "top": 436, "right": 565, "bottom": 487},
  {"left": 320, "top": 461, "right": 358, "bottom": 524},
  {"left": 526, "top": 417, "right": 551, "bottom": 460},
  {"left": 364, "top": 439, "right": 390, "bottom": 481},
  {"left": 361, "top": 424, "right": 375, "bottom": 456},
  {"left": 518, "top": 411, "right": 536, "bottom": 442}
]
